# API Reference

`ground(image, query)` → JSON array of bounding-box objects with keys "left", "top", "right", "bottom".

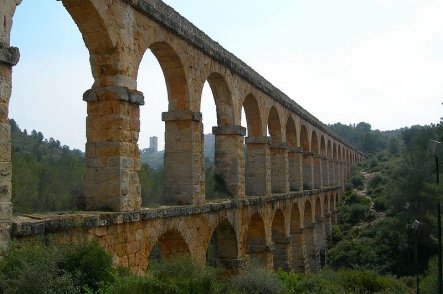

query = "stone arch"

[
  {"left": 301, "top": 125, "right": 312, "bottom": 190},
  {"left": 142, "top": 42, "right": 202, "bottom": 205},
  {"left": 327, "top": 140, "right": 334, "bottom": 186},
  {"left": 205, "top": 72, "right": 234, "bottom": 126},
  {"left": 246, "top": 213, "right": 268, "bottom": 265},
  {"left": 243, "top": 94, "right": 268, "bottom": 196},
  {"left": 63, "top": 0, "right": 116, "bottom": 54},
  {"left": 268, "top": 107, "right": 286, "bottom": 193},
  {"left": 324, "top": 194, "right": 330, "bottom": 216},
  {"left": 147, "top": 42, "right": 188, "bottom": 111},
  {"left": 202, "top": 72, "right": 237, "bottom": 200},
  {"left": 314, "top": 196, "right": 323, "bottom": 221},
  {"left": 320, "top": 136, "right": 326, "bottom": 156},
  {"left": 287, "top": 117, "right": 301, "bottom": 191},
  {"left": 290, "top": 203, "right": 304, "bottom": 272},
  {"left": 267, "top": 107, "right": 282, "bottom": 143},
  {"left": 311, "top": 131, "right": 319, "bottom": 154},
  {"left": 303, "top": 200, "right": 313, "bottom": 227},
  {"left": 272, "top": 209, "right": 288, "bottom": 270},
  {"left": 206, "top": 219, "right": 239, "bottom": 268},
  {"left": 286, "top": 117, "right": 297, "bottom": 147},
  {"left": 300, "top": 125, "right": 309, "bottom": 150},
  {"left": 243, "top": 94, "right": 263, "bottom": 137},
  {"left": 303, "top": 199, "right": 319, "bottom": 271},
  {"left": 327, "top": 140, "right": 332, "bottom": 158},
  {"left": 311, "top": 131, "right": 321, "bottom": 189},
  {"left": 320, "top": 136, "right": 327, "bottom": 187},
  {"left": 148, "top": 229, "right": 191, "bottom": 264}
]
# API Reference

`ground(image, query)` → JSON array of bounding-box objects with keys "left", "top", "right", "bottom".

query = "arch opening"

[
  {"left": 9, "top": 1, "right": 91, "bottom": 214},
  {"left": 272, "top": 210, "right": 288, "bottom": 270},
  {"left": 138, "top": 46, "right": 169, "bottom": 207},
  {"left": 311, "top": 131, "right": 321, "bottom": 189},
  {"left": 243, "top": 95, "right": 267, "bottom": 196},
  {"left": 287, "top": 118, "right": 301, "bottom": 191},
  {"left": 301, "top": 125, "right": 312, "bottom": 190},
  {"left": 201, "top": 73, "right": 236, "bottom": 201},
  {"left": 268, "top": 107, "right": 286, "bottom": 193},
  {"left": 148, "top": 229, "right": 190, "bottom": 266},
  {"left": 206, "top": 219, "right": 239, "bottom": 268},
  {"left": 246, "top": 213, "right": 268, "bottom": 265}
]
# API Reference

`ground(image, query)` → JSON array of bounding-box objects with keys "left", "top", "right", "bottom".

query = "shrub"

[
  {"left": 147, "top": 255, "right": 225, "bottom": 294},
  {"left": 350, "top": 175, "right": 364, "bottom": 190},
  {"left": 230, "top": 261, "right": 285, "bottom": 294},
  {"left": 63, "top": 241, "right": 114, "bottom": 292},
  {"left": 420, "top": 257, "right": 438, "bottom": 294},
  {"left": 368, "top": 158, "right": 379, "bottom": 170},
  {"left": 373, "top": 197, "right": 387, "bottom": 211},
  {"left": 0, "top": 240, "right": 115, "bottom": 294},
  {"left": 277, "top": 269, "right": 410, "bottom": 293},
  {"left": 103, "top": 274, "right": 180, "bottom": 294},
  {"left": 338, "top": 203, "right": 373, "bottom": 226},
  {"left": 0, "top": 241, "right": 81, "bottom": 294}
]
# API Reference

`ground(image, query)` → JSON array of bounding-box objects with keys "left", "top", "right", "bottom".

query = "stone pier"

[
  {"left": 288, "top": 147, "right": 303, "bottom": 191},
  {"left": 245, "top": 136, "right": 271, "bottom": 196}
]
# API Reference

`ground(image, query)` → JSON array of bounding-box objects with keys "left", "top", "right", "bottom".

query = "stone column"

[
  {"left": 313, "top": 154, "right": 322, "bottom": 189},
  {"left": 321, "top": 156, "right": 328, "bottom": 187},
  {"left": 0, "top": 0, "right": 21, "bottom": 249},
  {"left": 288, "top": 147, "right": 303, "bottom": 191},
  {"left": 303, "top": 224, "right": 320, "bottom": 272},
  {"left": 340, "top": 161, "right": 346, "bottom": 192},
  {"left": 302, "top": 151, "right": 314, "bottom": 190},
  {"left": 270, "top": 143, "right": 289, "bottom": 194},
  {"left": 334, "top": 160, "right": 340, "bottom": 186},
  {"left": 212, "top": 125, "right": 246, "bottom": 199},
  {"left": 245, "top": 136, "right": 271, "bottom": 196},
  {"left": 290, "top": 229, "right": 306, "bottom": 273},
  {"left": 272, "top": 236, "right": 291, "bottom": 271},
  {"left": 162, "top": 110, "right": 204, "bottom": 205},
  {"left": 328, "top": 159, "right": 335, "bottom": 187},
  {"left": 83, "top": 86, "right": 143, "bottom": 211}
]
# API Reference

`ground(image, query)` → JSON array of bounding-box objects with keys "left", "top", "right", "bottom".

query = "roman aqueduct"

[{"left": 0, "top": 0, "right": 363, "bottom": 273}]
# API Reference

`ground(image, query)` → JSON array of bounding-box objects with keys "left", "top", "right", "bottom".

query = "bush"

[
  {"left": 277, "top": 269, "right": 410, "bottom": 293},
  {"left": 420, "top": 257, "right": 438, "bottom": 294},
  {"left": 63, "top": 241, "right": 114, "bottom": 292},
  {"left": 147, "top": 255, "right": 225, "bottom": 294},
  {"left": 0, "top": 240, "right": 115, "bottom": 294},
  {"left": 350, "top": 175, "right": 364, "bottom": 190},
  {"left": 373, "top": 197, "right": 387, "bottom": 211},
  {"left": 0, "top": 241, "right": 79, "bottom": 294},
  {"left": 338, "top": 203, "right": 373, "bottom": 226},
  {"left": 368, "top": 174, "right": 384, "bottom": 188},
  {"left": 230, "top": 261, "right": 285, "bottom": 294}
]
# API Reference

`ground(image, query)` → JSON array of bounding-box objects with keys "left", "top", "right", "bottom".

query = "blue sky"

[{"left": 9, "top": 0, "right": 443, "bottom": 150}]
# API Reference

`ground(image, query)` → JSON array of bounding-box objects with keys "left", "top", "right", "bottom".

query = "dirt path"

[{"left": 354, "top": 171, "right": 385, "bottom": 221}]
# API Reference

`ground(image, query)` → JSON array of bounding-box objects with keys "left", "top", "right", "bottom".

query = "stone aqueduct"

[{"left": 0, "top": 0, "right": 363, "bottom": 272}]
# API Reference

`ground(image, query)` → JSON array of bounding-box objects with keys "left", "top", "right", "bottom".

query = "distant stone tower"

[{"left": 150, "top": 136, "right": 158, "bottom": 153}]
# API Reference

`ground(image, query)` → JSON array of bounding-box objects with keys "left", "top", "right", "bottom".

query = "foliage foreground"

[{"left": 0, "top": 240, "right": 414, "bottom": 294}]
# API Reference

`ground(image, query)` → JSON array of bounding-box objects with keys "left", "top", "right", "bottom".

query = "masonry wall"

[
  {"left": 12, "top": 190, "right": 341, "bottom": 273},
  {"left": 1, "top": 0, "right": 361, "bottom": 270}
]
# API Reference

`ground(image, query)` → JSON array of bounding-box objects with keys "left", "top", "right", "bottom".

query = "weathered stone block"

[
  {"left": 0, "top": 182, "right": 11, "bottom": 202},
  {"left": 0, "top": 202, "right": 12, "bottom": 221},
  {"left": 0, "top": 44, "right": 20, "bottom": 66}
]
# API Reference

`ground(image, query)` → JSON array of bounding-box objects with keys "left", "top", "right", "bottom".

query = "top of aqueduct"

[{"left": 124, "top": 0, "right": 351, "bottom": 147}]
